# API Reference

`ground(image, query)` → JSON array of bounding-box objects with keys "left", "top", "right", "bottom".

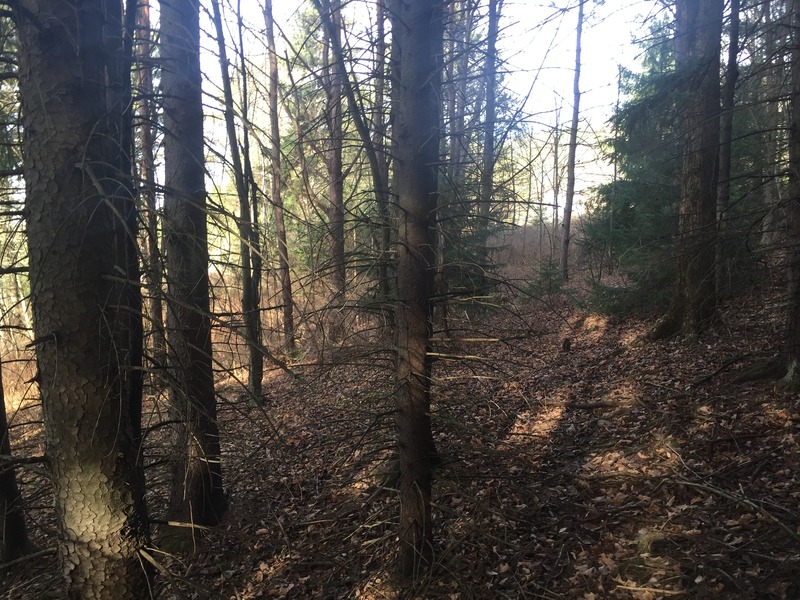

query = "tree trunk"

[
  {"left": 210, "top": 0, "right": 263, "bottom": 398},
  {"left": 323, "top": 6, "right": 346, "bottom": 305},
  {"left": 373, "top": 0, "right": 392, "bottom": 307},
  {"left": 15, "top": 0, "right": 152, "bottom": 595},
  {"left": 313, "top": 0, "right": 395, "bottom": 317},
  {"left": 552, "top": 112, "right": 561, "bottom": 259},
  {"left": 161, "top": 0, "right": 226, "bottom": 526},
  {"left": 134, "top": 0, "right": 166, "bottom": 373},
  {"left": 236, "top": 0, "right": 264, "bottom": 390},
  {"left": 0, "top": 357, "right": 27, "bottom": 562},
  {"left": 479, "top": 0, "right": 501, "bottom": 238},
  {"left": 649, "top": 0, "right": 722, "bottom": 340},
  {"left": 783, "top": 0, "right": 800, "bottom": 390},
  {"left": 715, "top": 0, "right": 740, "bottom": 297},
  {"left": 561, "top": 0, "right": 584, "bottom": 281},
  {"left": 265, "top": 0, "right": 296, "bottom": 354},
  {"left": 390, "top": 0, "right": 444, "bottom": 579}
]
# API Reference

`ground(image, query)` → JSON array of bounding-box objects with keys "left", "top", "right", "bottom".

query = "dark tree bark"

[
  {"left": 552, "top": 112, "right": 561, "bottom": 258},
  {"left": 265, "top": 0, "right": 296, "bottom": 354},
  {"left": 479, "top": 0, "right": 501, "bottom": 233},
  {"left": 373, "top": 0, "right": 392, "bottom": 306},
  {"left": 715, "top": 0, "right": 740, "bottom": 297},
  {"left": 0, "top": 358, "right": 27, "bottom": 562},
  {"left": 561, "top": 0, "right": 584, "bottom": 281},
  {"left": 235, "top": 0, "right": 265, "bottom": 383},
  {"left": 322, "top": 4, "right": 346, "bottom": 304},
  {"left": 210, "top": 0, "right": 264, "bottom": 397},
  {"left": 134, "top": 0, "right": 166, "bottom": 372},
  {"left": 437, "top": 0, "right": 478, "bottom": 333},
  {"left": 649, "top": 0, "right": 722, "bottom": 340},
  {"left": 783, "top": 0, "right": 800, "bottom": 390},
  {"left": 15, "top": 0, "right": 152, "bottom": 595},
  {"left": 390, "top": 0, "right": 444, "bottom": 579},
  {"left": 161, "top": 0, "right": 226, "bottom": 526},
  {"left": 313, "top": 0, "right": 394, "bottom": 314}
]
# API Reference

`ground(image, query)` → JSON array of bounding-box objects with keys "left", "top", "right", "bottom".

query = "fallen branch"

[
  {"left": 0, "top": 547, "right": 56, "bottom": 570},
  {"left": 674, "top": 477, "right": 800, "bottom": 546},
  {"left": 692, "top": 353, "right": 753, "bottom": 387}
]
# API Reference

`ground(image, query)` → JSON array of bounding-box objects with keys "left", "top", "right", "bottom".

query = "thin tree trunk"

[
  {"left": 715, "top": 0, "right": 740, "bottom": 297},
  {"left": 561, "top": 0, "right": 584, "bottom": 281},
  {"left": 552, "top": 112, "right": 561, "bottom": 259},
  {"left": 390, "top": 0, "right": 444, "bottom": 578},
  {"left": 479, "top": 0, "right": 501, "bottom": 238},
  {"left": 0, "top": 357, "right": 27, "bottom": 562},
  {"left": 314, "top": 0, "right": 395, "bottom": 317},
  {"left": 373, "top": 0, "right": 392, "bottom": 307},
  {"left": 161, "top": 0, "right": 226, "bottom": 526},
  {"left": 134, "top": 0, "right": 166, "bottom": 372},
  {"left": 210, "top": 0, "right": 263, "bottom": 399},
  {"left": 265, "top": 0, "right": 296, "bottom": 354},
  {"left": 15, "top": 0, "right": 152, "bottom": 594},
  {"left": 322, "top": 6, "right": 346, "bottom": 304},
  {"left": 236, "top": 0, "right": 264, "bottom": 388}
]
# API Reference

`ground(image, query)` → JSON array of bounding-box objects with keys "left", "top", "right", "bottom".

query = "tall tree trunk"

[
  {"left": 783, "top": 0, "right": 800, "bottom": 390},
  {"left": 552, "top": 111, "right": 561, "bottom": 259},
  {"left": 265, "top": 0, "right": 296, "bottom": 354},
  {"left": 323, "top": 6, "right": 346, "bottom": 305},
  {"left": 210, "top": 0, "right": 263, "bottom": 399},
  {"left": 479, "top": 0, "right": 501, "bottom": 238},
  {"left": 313, "top": 0, "right": 394, "bottom": 316},
  {"left": 15, "top": 0, "right": 152, "bottom": 595},
  {"left": 561, "top": 0, "right": 584, "bottom": 281},
  {"left": 390, "top": 0, "right": 444, "bottom": 579},
  {"left": 715, "top": 0, "right": 740, "bottom": 297},
  {"left": 760, "top": 0, "right": 785, "bottom": 252},
  {"left": 0, "top": 357, "right": 27, "bottom": 562},
  {"left": 373, "top": 0, "right": 392, "bottom": 307},
  {"left": 161, "top": 0, "right": 226, "bottom": 526},
  {"left": 649, "top": 0, "right": 722, "bottom": 340},
  {"left": 236, "top": 0, "right": 265, "bottom": 389},
  {"left": 134, "top": 0, "right": 166, "bottom": 372}
]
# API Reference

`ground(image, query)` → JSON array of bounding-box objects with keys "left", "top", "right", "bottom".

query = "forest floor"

[{"left": 3, "top": 275, "right": 800, "bottom": 599}]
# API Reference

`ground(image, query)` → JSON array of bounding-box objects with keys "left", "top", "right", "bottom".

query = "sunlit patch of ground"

[{"left": 4, "top": 283, "right": 800, "bottom": 599}]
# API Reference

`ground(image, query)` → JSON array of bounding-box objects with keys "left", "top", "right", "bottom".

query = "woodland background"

[{"left": 2, "top": 0, "right": 800, "bottom": 598}]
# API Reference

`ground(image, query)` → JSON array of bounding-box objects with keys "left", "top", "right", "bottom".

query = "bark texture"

[
  {"left": 390, "top": 0, "right": 444, "bottom": 579},
  {"left": 784, "top": 0, "right": 800, "bottom": 390},
  {"left": 15, "top": 0, "right": 151, "bottom": 595},
  {"left": 161, "top": 0, "right": 226, "bottom": 526},
  {"left": 650, "top": 0, "right": 722, "bottom": 340}
]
